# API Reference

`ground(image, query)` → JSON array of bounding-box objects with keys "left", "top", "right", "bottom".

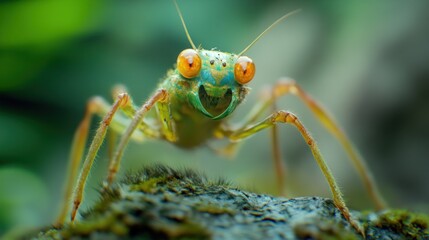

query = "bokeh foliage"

[{"left": 1, "top": 0, "right": 428, "bottom": 235}]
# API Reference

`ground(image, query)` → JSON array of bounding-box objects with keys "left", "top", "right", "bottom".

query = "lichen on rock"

[{"left": 29, "top": 165, "right": 429, "bottom": 240}]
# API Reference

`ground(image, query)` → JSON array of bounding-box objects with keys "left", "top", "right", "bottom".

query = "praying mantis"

[{"left": 55, "top": 1, "right": 387, "bottom": 236}]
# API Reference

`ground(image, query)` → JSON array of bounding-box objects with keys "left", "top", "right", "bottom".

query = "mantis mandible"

[{"left": 55, "top": 1, "right": 387, "bottom": 236}]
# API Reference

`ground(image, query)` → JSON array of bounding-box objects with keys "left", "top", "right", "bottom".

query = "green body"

[
  {"left": 54, "top": 6, "right": 383, "bottom": 235},
  {"left": 158, "top": 49, "right": 250, "bottom": 148}
]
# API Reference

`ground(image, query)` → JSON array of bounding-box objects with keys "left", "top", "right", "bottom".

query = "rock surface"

[{"left": 31, "top": 165, "right": 429, "bottom": 239}]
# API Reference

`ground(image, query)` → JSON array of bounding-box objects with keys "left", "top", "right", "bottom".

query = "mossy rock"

[{"left": 23, "top": 165, "right": 429, "bottom": 239}]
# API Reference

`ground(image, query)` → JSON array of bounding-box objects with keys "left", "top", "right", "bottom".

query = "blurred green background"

[{"left": 1, "top": 0, "right": 428, "bottom": 235}]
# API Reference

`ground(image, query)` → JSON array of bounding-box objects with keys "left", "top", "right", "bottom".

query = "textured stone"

[{"left": 29, "top": 165, "right": 429, "bottom": 240}]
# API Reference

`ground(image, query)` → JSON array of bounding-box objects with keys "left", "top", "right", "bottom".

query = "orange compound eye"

[
  {"left": 177, "top": 49, "right": 201, "bottom": 79},
  {"left": 234, "top": 56, "right": 255, "bottom": 84}
]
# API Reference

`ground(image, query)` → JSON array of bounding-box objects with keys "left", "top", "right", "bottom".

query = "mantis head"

[
  {"left": 173, "top": 0, "right": 300, "bottom": 120},
  {"left": 176, "top": 49, "right": 254, "bottom": 120}
]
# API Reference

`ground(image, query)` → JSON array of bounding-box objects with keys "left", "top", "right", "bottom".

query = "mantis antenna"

[
  {"left": 174, "top": 0, "right": 197, "bottom": 50},
  {"left": 239, "top": 9, "right": 302, "bottom": 56}
]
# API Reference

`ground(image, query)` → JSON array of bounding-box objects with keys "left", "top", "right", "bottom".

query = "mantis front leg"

[
  {"left": 105, "top": 89, "right": 169, "bottom": 185},
  {"left": 229, "top": 110, "right": 364, "bottom": 236},
  {"left": 55, "top": 93, "right": 132, "bottom": 227},
  {"left": 67, "top": 93, "right": 130, "bottom": 222},
  {"left": 70, "top": 89, "right": 168, "bottom": 222},
  {"left": 237, "top": 79, "right": 386, "bottom": 210}
]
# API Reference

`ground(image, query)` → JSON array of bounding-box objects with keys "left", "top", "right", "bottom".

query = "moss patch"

[
  {"left": 23, "top": 164, "right": 429, "bottom": 240},
  {"left": 363, "top": 209, "right": 429, "bottom": 239}
]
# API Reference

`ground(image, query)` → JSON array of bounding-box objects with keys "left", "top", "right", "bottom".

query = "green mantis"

[{"left": 55, "top": 1, "right": 387, "bottom": 237}]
